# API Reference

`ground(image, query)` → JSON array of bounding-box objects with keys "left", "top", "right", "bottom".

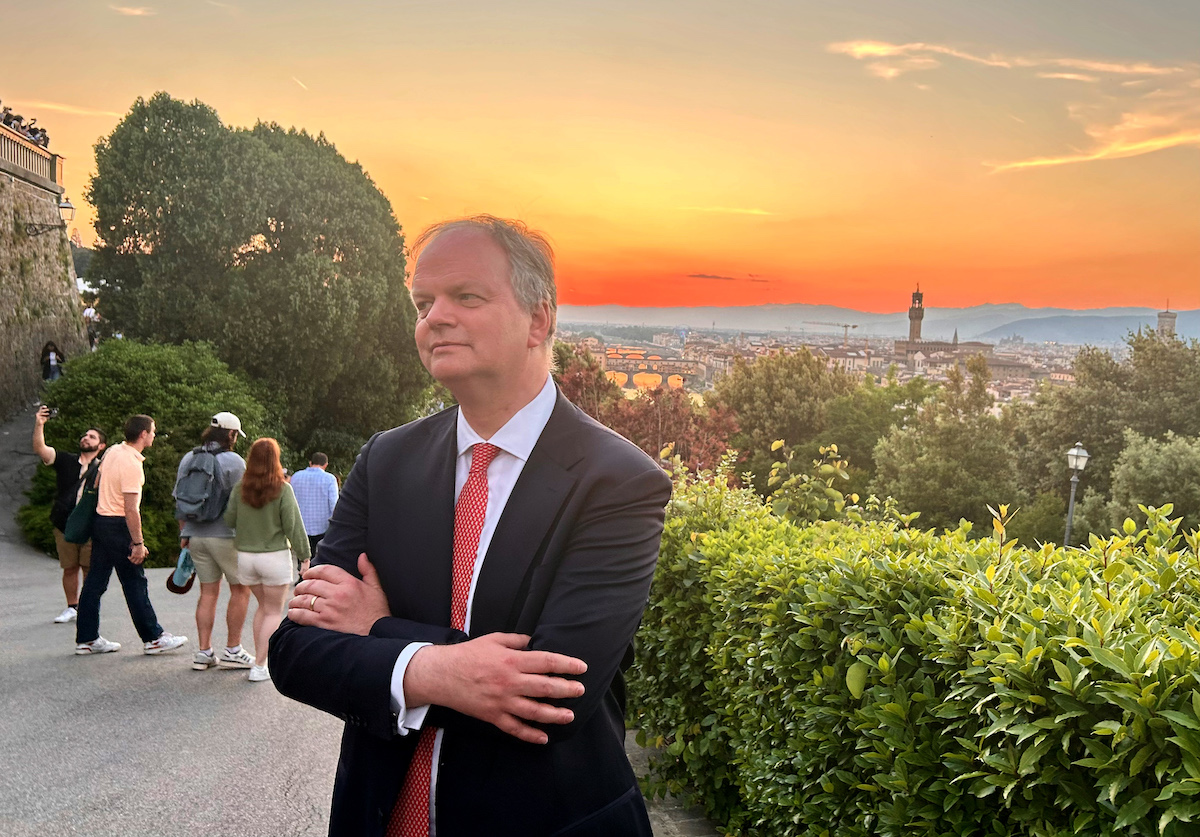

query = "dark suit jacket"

[{"left": 271, "top": 391, "right": 673, "bottom": 837}]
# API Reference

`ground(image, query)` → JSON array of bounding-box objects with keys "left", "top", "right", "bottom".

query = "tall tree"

[
  {"left": 818, "top": 370, "right": 933, "bottom": 495},
  {"left": 1094, "top": 430, "right": 1200, "bottom": 536},
  {"left": 873, "top": 357, "right": 1022, "bottom": 530},
  {"left": 710, "top": 349, "right": 855, "bottom": 480},
  {"left": 601, "top": 386, "right": 737, "bottom": 473},
  {"left": 1008, "top": 333, "right": 1200, "bottom": 501},
  {"left": 87, "top": 93, "right": 427, "bottom": 445}
]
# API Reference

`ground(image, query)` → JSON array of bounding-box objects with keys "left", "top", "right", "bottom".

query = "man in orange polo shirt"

[{"left": 75, "top": 414, "right": 188, "bottom": 655}]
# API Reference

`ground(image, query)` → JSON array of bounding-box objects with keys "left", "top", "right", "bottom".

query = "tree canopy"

[
  {"left": 86, "top": 93, "right": 427, "bottom": 446},
  {"left": 873, "top": 357, "right": 1022, "bottom": 531},
  {"left": 709, "top": 349, "right": 855, "bottom": 481}
]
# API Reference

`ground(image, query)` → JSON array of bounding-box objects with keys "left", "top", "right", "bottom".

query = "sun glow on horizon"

[{"left": 8, "top": 0, "right": 1196, "bottom": 310}]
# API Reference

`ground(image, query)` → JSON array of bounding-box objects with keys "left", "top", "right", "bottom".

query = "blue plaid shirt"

[{"left": 290, "top": 466, "right": 339, "bottom": 536}]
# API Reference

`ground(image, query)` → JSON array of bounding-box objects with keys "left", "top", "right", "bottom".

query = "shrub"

[
  {"left": 21, "top": 340, "right": 283, "bottom": 567},
  {"left": 630, "top": 467, "right": 1200, "bottom": 836}
]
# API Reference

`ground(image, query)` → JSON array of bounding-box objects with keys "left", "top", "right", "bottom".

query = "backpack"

[{"left": 174, "top": 443, "right": 231, "bottom": 523}]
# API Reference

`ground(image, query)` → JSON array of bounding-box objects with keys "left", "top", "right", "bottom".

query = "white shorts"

[{"left": 237, "top": 549, "right": 294, "bottom": 587}]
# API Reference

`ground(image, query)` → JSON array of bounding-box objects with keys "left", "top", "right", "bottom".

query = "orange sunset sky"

[{"left": 3, "top": 0, "right": 1198, "bottom": 311}]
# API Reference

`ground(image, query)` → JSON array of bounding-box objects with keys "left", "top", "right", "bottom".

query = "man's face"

[
  {"left": 79, "top": 430, "right": 105, "bottom": 454},
  {"left": 142, "top": 422, "right": 157, "bottom": 449},
  {"left": 410, "top": 229, "right": 545, "bottom": 390}
]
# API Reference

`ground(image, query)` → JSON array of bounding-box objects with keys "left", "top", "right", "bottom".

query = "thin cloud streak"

[
  {"left": 679, "top": 206, "right": 773, "bottom": 216},
  {"left": 109, "top": 5, "right": 155, "bottom": 15},
  {"left": 292, "top": 77, "right": 309, "bottom": 91},
  {"left": 989, "top": 130, "right": 1200, "bottom": 172},
  {"left": 832, "top": 38, "right": 1200, "bottom": 173},
  {"left": 1037, "top": 72, "right": 1098, "bottom": 82},
  {"left": 686, "top": 273, "right": 772, "bottom": 284},
  {"left": 829, "top": 40, "right": 1180, "bottom": 77},
  {"left": 7, "top": 100, "right": 122, "bottom": 118}
]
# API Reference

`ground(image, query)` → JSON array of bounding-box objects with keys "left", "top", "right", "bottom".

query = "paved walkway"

[{"left": 0, "top": 406, "right": 717, "bottom": 837}]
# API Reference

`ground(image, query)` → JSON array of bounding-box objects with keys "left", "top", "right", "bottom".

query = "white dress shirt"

[{"left": 387, "top": 375, "right": 557, "bottom": 824}]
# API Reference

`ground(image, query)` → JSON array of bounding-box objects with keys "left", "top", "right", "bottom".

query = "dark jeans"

[
  {"left": 307, "top": 533, "right": 324, "bottom": 563},
  {"left": 76, "top": 515, "right": 164, "bottom": 645}
]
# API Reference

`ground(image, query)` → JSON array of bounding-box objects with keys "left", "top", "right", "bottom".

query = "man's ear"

[{"left": 527, "top": 300, "right": 554, "bottom": 348}]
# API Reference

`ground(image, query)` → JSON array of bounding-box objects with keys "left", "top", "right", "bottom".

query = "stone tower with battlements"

[
  {"left": 908, "top": 287, "right": 924, "bottom": 343},
  {"left": 1158, "top": 308, "right": 1177, "bottom": 341}
]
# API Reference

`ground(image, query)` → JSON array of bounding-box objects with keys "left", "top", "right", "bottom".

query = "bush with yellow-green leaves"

[{"left": 629, "top": 457, "right": 1200, "bottom": 837}]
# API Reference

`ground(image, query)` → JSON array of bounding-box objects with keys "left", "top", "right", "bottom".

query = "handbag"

[{"left": 63, "top": 461, "right": 100, "bottom": 545}]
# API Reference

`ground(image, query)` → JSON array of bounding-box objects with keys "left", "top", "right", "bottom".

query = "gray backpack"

[{"left": 174, "top": 443, "right": 231, "bottom": 523}]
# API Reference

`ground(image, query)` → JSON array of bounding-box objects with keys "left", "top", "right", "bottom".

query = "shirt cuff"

[{"left": 390, "top": 642, "right": 433, "bottom": 735}]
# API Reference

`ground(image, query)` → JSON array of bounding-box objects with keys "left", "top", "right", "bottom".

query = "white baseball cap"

[{"left": 211, "top": 411, "right": 246, "bottom": 437}]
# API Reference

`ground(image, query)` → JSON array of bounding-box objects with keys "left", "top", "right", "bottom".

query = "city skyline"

[{"left": 4, "top": 0, "right": 1197, "bottom": 311}]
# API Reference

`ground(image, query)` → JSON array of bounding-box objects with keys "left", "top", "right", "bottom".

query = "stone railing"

[{"left": 0, "top": 123, "right": 61, "bottom": 187}]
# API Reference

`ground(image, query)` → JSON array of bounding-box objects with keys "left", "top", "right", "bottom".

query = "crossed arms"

[{"left": 269, "top": 430, "right": 672, "bottom": 745}]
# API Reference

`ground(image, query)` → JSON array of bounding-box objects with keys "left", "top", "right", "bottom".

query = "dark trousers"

[
  {"left": 307, "top": 533, "right": 324, "bottom": 563},
  {"left": 76, "top": 515, "right": 164, "bottom": 645}
]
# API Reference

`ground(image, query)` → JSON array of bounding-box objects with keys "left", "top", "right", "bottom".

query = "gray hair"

[{"left": 410, "top": 215, "right": 557, "bottom": 342}]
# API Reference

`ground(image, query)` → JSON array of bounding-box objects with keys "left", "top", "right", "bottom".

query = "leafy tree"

[
  {"left": 873, "top": 358, "right": 1022, "bottom": 530},
  {"left": 1088, "top": 430, "right": 1200, "bottom": 536},
  {"left": 1009, "top": 333, "right": 1200, "bottom": 502},
  {"left": 1008, "top": 347, "right": 1133, "bottom": 500},
  {"left": 817, "top": 371, "right": 933, "bottom": 496},
  {"left": 602, "top": 386, "right": 737, "bottom": 473},
  {"left": 553, "top": 342, "right": 621, "bottom": 420},
  {"left": 710, "top": 349, "right": 855, "bottom": 482},
  {"left": 87, "top": 92, "right": 427, "bottom": 447},
  {"left": 22, "top": 339, "right": 281, "bottom": 566}
]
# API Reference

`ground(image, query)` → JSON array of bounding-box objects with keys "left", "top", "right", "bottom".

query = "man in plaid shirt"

[{"left": 289, "top": 452, "right": 339, "bottom": 564}]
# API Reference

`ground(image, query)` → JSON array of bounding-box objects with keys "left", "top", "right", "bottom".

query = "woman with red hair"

[{"left": 224, "top": 438, "right": 310, "bottom": 682}]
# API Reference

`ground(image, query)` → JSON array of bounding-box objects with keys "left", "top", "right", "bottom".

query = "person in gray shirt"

[{"left": 175, "top": 412, "right": 251, "bottom": 671}]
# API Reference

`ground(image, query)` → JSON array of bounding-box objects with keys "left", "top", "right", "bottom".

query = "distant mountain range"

[{"left": 558, "top": 303, "right": 1200, "bottom": 345}]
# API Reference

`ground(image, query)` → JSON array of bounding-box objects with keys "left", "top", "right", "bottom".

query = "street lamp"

[
  {"left": 25, "top": 196, "right": 75, "bottom": 237},
  {"left": 1063, "top": 442, "right": 1090, "bottom": 547}
]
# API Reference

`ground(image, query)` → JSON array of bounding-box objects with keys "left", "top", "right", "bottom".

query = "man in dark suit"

[{"left": 271, "top": 216, "right": 672, "bottom": 837}]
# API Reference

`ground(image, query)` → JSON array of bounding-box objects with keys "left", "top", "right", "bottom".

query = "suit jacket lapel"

[
  {"left": 388, "top": 409, "right": 457, "bottom": 625},
  {"left": 471, "top": 395, "right": 585, "bottom": 633}
]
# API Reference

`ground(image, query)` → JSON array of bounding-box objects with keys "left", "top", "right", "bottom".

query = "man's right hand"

[
  {"left": 403, "top": 633, "right": 587, "bottom": 745},
  {"left": 129, "top": 544, "right": 149, "bottom": 565},
  {"left": 35, "top": 406, "right": 50, "bottom": 426}
]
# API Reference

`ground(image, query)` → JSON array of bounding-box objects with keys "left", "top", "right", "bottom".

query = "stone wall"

[{"left": 0, "top": 175, "right": 87, "bottom": 418}]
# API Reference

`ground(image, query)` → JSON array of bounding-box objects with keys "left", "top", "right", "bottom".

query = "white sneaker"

[
  {"left": 217, "top": 647, "right": 254, "bottom": 669},
  {"left": 54, "top": 606, "right": 78, "bottom": 623},
  {"left": 76, "top": 636, "right": 121, "bottom": 655},
  {"left": 192, "top": 650, "right": 217, "bottom": 671},
  {"left": 248, "top": 664, "right": 270, "bottom": 682},
  {"left": 144, "top": 632, "right": 188, "bottom": 655}
]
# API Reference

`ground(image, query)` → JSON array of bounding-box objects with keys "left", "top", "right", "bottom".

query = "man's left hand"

[{"left": 287, "top": 553, "right": 390, "bottom": 635}]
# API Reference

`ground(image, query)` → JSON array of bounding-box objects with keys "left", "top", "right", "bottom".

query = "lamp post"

[
  {"left": 25, "top": 196, "right": 75, "bottom": 237},
  {"left": 1063, "top": 442, "right": 1090, "bottom": 547}
]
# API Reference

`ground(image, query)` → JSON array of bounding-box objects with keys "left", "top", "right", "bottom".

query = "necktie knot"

[{"left": 470, "top": 443, "right": 499, "bottom": 475}]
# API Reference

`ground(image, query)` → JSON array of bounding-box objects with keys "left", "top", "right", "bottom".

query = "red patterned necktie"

[{"left": 389, "top": 442, "right": 500, "bottom": 837}]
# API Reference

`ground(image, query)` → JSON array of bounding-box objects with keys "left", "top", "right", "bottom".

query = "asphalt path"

[
  {"left": 0, "top": 413, "right": 340, "bottom": 837},
  {"left": 0, "top": 405, "right": 717, "bottom": 837}
]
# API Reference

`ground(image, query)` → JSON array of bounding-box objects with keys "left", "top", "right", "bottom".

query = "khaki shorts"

[
  {"left": 238, "top": 549, "right": 294, "bottom": 587},
  {"left": 189, "top": 537, "right": 241, "bottom": 585},
  {"left": 54, "top": 529, "right": 91, "bottom": 570}
]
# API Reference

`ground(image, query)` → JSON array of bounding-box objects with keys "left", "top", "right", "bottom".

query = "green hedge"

[{"left": 630, "top": 468, "right": 1200, "bottom": 837}]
